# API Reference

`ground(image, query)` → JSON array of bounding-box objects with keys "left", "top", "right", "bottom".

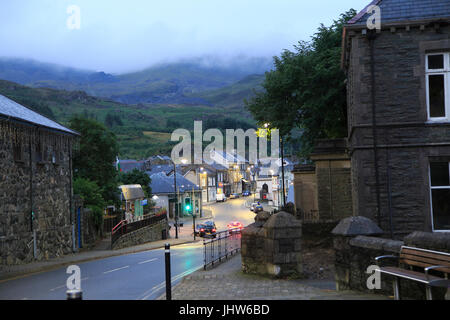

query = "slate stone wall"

[
  {"left": 0, "top": 122, "right": 75, "bottom": 265},
  {"left": 111, "top": 219, "right": 169, "bottom": 250},
  {"left": 346, "top": 25, "right": 450, "bottom": 238},
  {"left": 241, "top": 211, "right": 302, "bottom": 278},
  {"left": 333, "top": 218, "right": 450, "bottom": 300}
]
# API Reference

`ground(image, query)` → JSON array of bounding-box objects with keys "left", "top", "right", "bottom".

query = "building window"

[
  {"left": 429, "top": 162, "right": 450, "bottom": 231},
  {"left": 426, "top": 53, "right": 450, "bottom": 122}
]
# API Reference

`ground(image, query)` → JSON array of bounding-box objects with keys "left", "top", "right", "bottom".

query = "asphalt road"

[{"left": 0, "top": 197, "right": 256, "bottom": 300}]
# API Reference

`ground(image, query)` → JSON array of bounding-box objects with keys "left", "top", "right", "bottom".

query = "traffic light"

[{"left": 184, "top": 197, "right": 192, "bottom": 214}]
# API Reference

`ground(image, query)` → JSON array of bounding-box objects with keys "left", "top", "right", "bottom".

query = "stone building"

[
  {"left": 0, "top": 94, "right": 79, "bottom": 264},
  {"left": 292, "top": 139, "right": 353, "bottom": 223},
  {"left": 342, "top": 0, "right": 450, "bottom": 238}
]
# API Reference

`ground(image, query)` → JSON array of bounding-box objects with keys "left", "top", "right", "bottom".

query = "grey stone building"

[
  {"left": 342, "top": 0, "right": 450, "bottom": 238},
  {"left": 0, "top": 94, "right": 79, "bottom": 264}
]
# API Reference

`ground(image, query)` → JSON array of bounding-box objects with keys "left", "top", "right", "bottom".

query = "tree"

[
  {"left": 245, "top": 9, "right": 356, "bottom": 157},
  {"left": 69, "top": 115, "right": 119, "bottom": 204},
  {"left": 118, "top": 169, "right": 152, "bottom": 198},
  {"left": 73, "top": 177, "right": 105, "bottom": 227}
]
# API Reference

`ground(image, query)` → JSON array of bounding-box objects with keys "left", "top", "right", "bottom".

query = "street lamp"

[{"left": 173, "top": 158, "right": 188, "bottom": 239}]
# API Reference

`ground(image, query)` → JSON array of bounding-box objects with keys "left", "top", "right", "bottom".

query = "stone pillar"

[
  {"left": 332, "top": 216, "right": 383, "bottom": 291},
  {"left": 310, "top": 139, "right": 352, "bottom": 222},
  {"left": 263, "top": 211, "right": 303, "bottom": 278}
]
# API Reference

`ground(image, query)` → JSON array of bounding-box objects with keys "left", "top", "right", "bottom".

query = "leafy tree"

[
  {"left": 69, "top": 115, "right": 120, "bottom": 205},
  {"left": 245, "top": 9, "right": 356, "bottom": 157},
  {"left": 73, "top": 177, "right": 105, "bottom": 227},
  {"left": 118, "top": 169, "right": 152, "bottom": 198}
]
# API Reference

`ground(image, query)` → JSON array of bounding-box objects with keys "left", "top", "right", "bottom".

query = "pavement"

[{"left": 157, "top": 253, "right": 392, "bottom": 300}]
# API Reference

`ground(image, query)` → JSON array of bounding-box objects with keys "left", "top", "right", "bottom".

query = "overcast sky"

[{"left": 0, "top": 0, "right": 369, "bottom": 74}]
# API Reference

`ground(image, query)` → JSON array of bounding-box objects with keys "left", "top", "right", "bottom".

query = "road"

[{"left": 0, "top": 197, "right": 255, "bottom": 300}]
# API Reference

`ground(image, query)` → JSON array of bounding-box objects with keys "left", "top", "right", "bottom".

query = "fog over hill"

[{"left": 0, "top": 55, "right": 271, "bottom": 105}]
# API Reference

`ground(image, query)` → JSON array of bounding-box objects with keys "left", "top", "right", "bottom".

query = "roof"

[
  {"left": 149, "top": 172, "right": 201, "bottom": 195},
  {"left": 347, "top": 0, "right": 450, "bottom": 27},
  {"left": 119, "top": 184, "right": 145, "bottom": 200},
  {"left": 118, "top": 159, "right": 146, "bottom": 173},
  {"left": 0, "top": 94, "right": 78, "bottom": 135}
]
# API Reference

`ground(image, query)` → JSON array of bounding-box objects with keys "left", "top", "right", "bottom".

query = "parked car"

[
  {"left": 195, "top": 221, "right": 217, "bottom": 238},
  {"left": 254, "top": 204, "right": 264, "bottom": 213},
  {"left": 250, "top": 202, "right": 260, "bottom": 211},
  {"left": 229, "top": 193, "right": 240, "bottom": 199},
  {"left": 242, "top": 190, "right": 251, "bottom": 197},
  {"left": 227, "top": 221, "right": 243, "bottom": 233},
  {"left": 216, "top": 193, "right": 227, "bottom": 202}
]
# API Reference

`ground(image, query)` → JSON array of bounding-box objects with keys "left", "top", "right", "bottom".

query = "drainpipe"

[{"left": 368, "top": 31, "right": 382, "bottom": 227}]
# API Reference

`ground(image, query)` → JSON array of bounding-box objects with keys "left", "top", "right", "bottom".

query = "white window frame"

[
  {"left": 429, "top": 161, "right": 450, "bottom": 232},
  {"left": 426, "top": 53, "right": 450, "bottom": 123}
]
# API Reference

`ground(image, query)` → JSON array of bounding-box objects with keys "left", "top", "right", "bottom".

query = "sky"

[{"left": 0, "top": 0, "right": 370, "bottom": 74}]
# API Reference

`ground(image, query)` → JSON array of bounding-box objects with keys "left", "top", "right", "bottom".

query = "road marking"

[
  {"left": 138, "top": 264, "right": 203, "bottom": 300},
  {"left": 138, "top": 258, "right": 158, "bottom": 265},
  {"left": 49, "top": 277, "right": 88, "bottom": 292},
  {"left": 103, "top": 266, "right": 129, "bottom": 274}
]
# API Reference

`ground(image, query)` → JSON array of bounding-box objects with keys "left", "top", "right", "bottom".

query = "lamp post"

[{"left": 172, "top": 161, "right": 178, "bottom": 239}]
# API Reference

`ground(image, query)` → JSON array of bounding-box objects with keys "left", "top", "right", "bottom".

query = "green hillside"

[{"left": 0, "top": 80, "right": 257, "bottom": 159}]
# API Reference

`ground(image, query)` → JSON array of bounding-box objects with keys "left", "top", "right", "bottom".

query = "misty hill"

[
  {"left": 187, "top": 74, "right": 265, "bottom": 110},
  {"left": 0, "top": 57, "right": 271, "bottom": 105},
  {"left": 0, "top": 80, "right": 257, "bottom": 159}
]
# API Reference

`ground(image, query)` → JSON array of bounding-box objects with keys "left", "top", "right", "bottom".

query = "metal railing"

[
  {"left": 111, "top": 213, "right": 167, "bottom": 247},
  {"left": 203, "top": 228, "right": 241, "bottom": 270}
]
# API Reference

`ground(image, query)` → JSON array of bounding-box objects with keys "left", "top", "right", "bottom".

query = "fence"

[
  {"left": 103, "top": 213, "right": 123, "bottom": 234},
  {"left": 203, "top": 229, "right": 241, "bottom": 270},
  {"left": 111, "top": 213, "right": 167, "bottom": 248}
]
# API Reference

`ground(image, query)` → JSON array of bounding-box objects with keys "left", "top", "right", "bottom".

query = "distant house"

[
  {"left": 116, "top": 159, "right": 146, "bottom": 173},
  {"left": 342, "top": 0, "right": 450, "bottom": 237},
  {"left": 0, "top": 94, "right": 79, "bottom": 264},
  {"left": 118, "top": 184, "right": 145, "bottom": 222},
  {"left": 149, "top": 172, "right": 201, "bottom": 219}
]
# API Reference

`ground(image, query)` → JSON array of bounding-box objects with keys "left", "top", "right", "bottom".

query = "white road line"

[
  {"left": 49, "top": 277, "right": 88, "bottom": 292},
  {"left": 103, "top": 266, "right": 129, "bottom": 274},
  {"left": 138, "top": 258, "right": 158, "bottom": 265},
  {"left": 138, "top": 264, "right": 204, "bottom": 300}
]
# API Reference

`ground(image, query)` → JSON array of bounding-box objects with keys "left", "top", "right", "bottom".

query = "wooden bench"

[{"left": 375, "top": 246, "right": 450, "bottom": 300}]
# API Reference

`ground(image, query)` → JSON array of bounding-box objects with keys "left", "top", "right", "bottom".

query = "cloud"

[{"left": 0, "top": 0, "right": 369, "bottom": 73}]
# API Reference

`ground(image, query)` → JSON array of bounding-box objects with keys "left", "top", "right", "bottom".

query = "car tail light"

[
  {"left": 200, "top": 228, "right": 204, "bottom": 232},
  {"left": 212, "top": 228, "right": 216, "bottom": 232}
]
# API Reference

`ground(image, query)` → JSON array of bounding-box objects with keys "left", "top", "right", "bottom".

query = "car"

[
  {"left": 250, "top": 202, "right": 260, "bottom": 211},
  {"left": 216, "top": 193, "right": 227, "bottom": 202},
  {"left": 242, "top": 191, "right": 251, "bottom": 197},
  {"left": 195, "top": 221, "right": 217, "bottom": 238},
  {"left": 227, "top": 221, "right": 243, "bottom": 233},
  {"left": 229, "top": 193, "right": 240, "bottom": 199},
  {"left": 254, "top": 204, "right": 263, "bottom": 213}
]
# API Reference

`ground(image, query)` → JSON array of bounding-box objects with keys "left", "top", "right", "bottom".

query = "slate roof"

[
  {"left": 348, "top": 0, "right": 450, "bottom": 27},
  {"left": 118, "top": 159, "right": 146, "bottom": 173},
  {"left": 0, "top": 94, "right": 78, "bottom": 135},
  {"left": 149, "top": 172, "right": 201, "bottom": 194}
]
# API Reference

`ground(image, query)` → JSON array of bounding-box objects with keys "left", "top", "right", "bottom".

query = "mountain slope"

[{"left": 0, "top": 57, "right": 271, "bottom": 105}]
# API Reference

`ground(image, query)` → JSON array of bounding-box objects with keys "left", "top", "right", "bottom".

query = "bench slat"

[
  {"left": 379, "top": 266, "right": 443, "bottom": 284},
  {"left": 401, "top": 248, "right": 450, "bottom": 262},
  {"left": 400, "top": 258, "right": 450, "bottom": 273},
  {"left": 400, "top": 253, "right": 450, "bottom": 268}
]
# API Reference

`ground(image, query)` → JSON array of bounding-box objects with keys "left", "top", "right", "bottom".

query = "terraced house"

[
  {"left": 342, "top": 0, "right": 450, "bottom": 238},
  {"left": 0, "top": 94, "right": 79, "bottom": 264}
]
